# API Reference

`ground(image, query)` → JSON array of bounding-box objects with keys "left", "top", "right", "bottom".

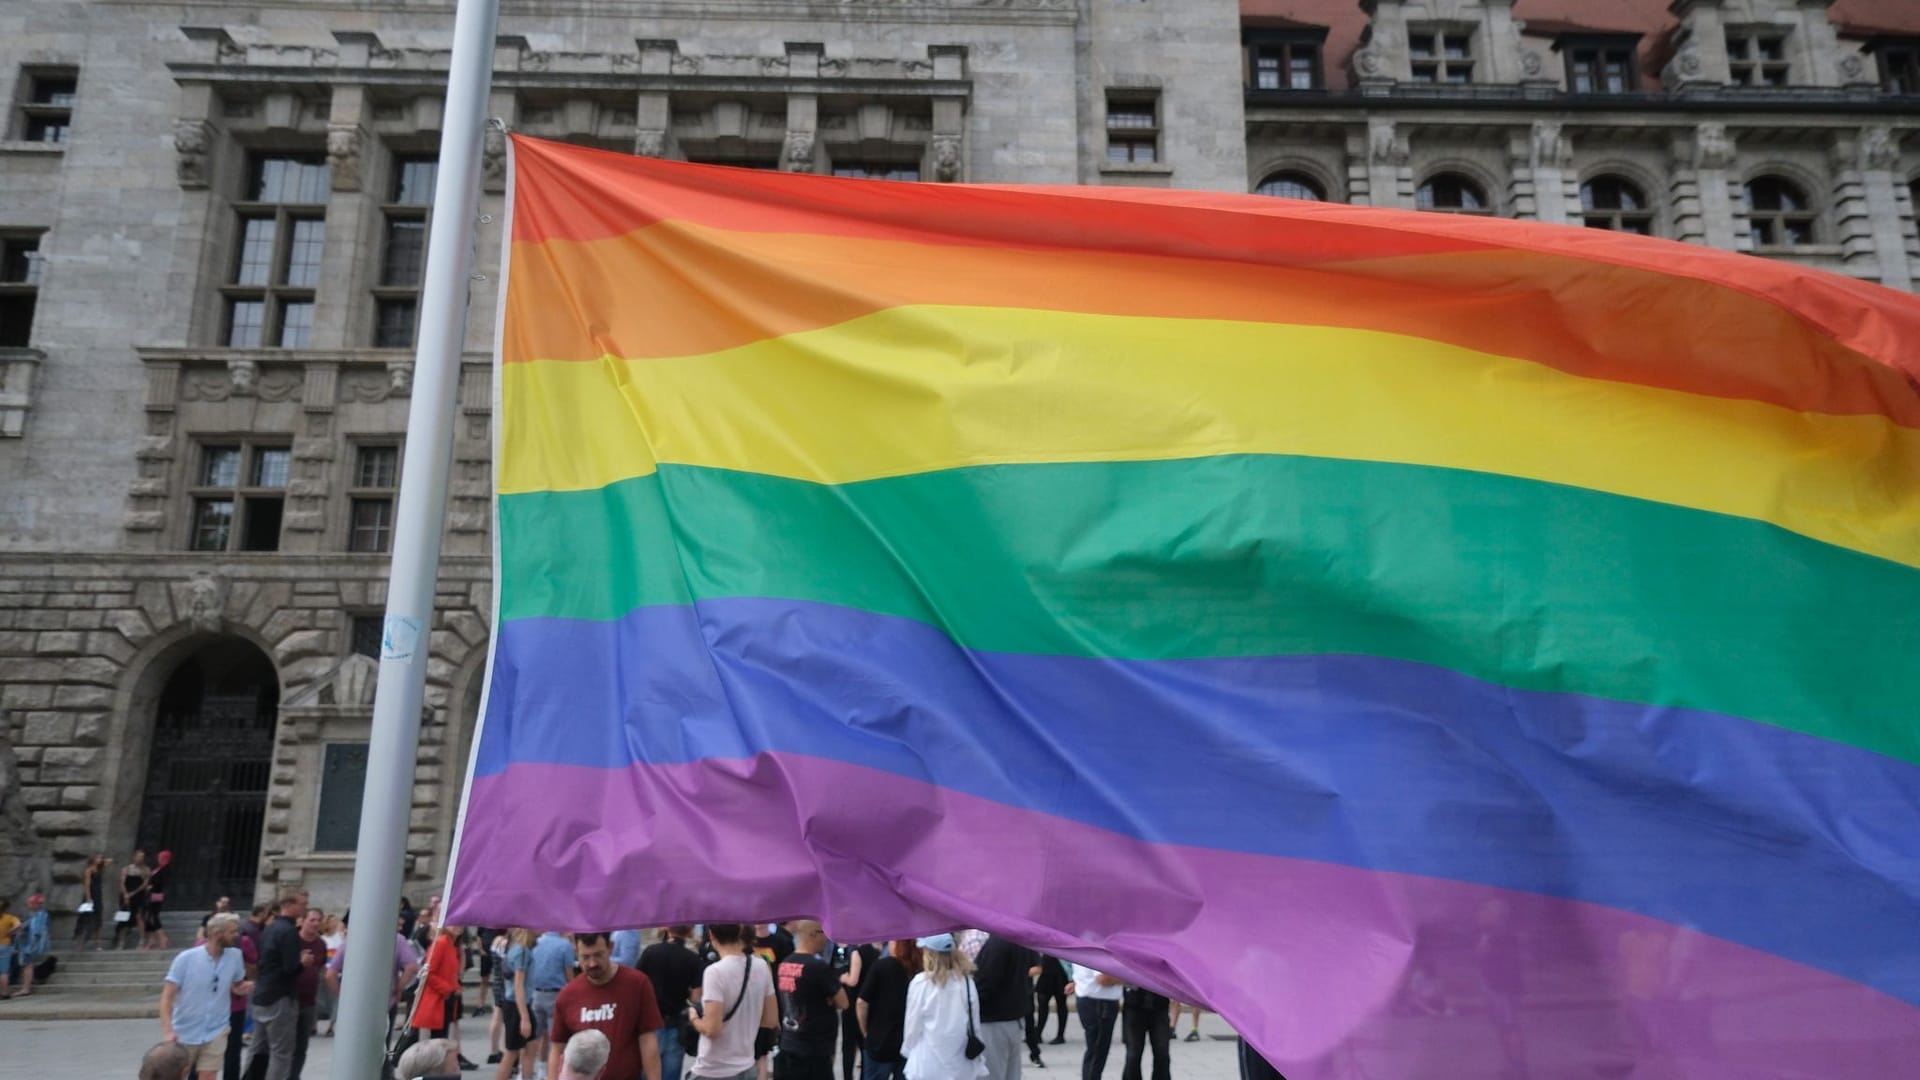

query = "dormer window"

[
  {"left": 1870, "top": 39, "right": 1920, "bottom": 93},
  {"left": 1245, "top": 28, "right": 1328, "bottom": 91},
  {"left": 1558, "top": 35, "right": 1640, "bottom": 95}
]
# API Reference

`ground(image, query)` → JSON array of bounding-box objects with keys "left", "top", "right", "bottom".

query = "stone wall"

[{"left": 0, "top": 553, "right": 488, "bottom": 912}]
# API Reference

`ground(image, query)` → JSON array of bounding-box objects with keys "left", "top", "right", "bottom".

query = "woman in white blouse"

[{"left": 901, "top": 934, "right": 987, "bottom": 1080}]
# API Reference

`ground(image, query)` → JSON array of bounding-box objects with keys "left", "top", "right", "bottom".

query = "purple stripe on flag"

[{"left": 448, "top": 753, "right": 1918, "bottom": 1080}]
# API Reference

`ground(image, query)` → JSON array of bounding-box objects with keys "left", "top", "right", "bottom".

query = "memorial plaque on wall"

[{"left": 314, "top": 742, "right": 370, "bottom": 851}]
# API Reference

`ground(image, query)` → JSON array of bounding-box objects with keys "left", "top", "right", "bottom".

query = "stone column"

[
  {"left": 1676, "top": 122, "right": 1744, "bottom": 251},
  {"left": 783, "top": 93, "right": 819, "bottom": 174},
  {"left": 1832, "top": 127, "right": 1912, "bottom": 289},
  {"left": 1354, "top": 119, "right": 1411, "bottom": 209},
  {"left": 1508, "top": 121, "right": 1574, "bottom": 223},
  {"left": 311, "top": 84, "right": 370, "bottom": 351}
]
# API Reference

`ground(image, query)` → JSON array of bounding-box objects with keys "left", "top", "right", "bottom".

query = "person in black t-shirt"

[
  {"left": 974, "top": 934, "right": 1041, "bottom": 1079},
  {"left": 774, "top": 920, "right": 846, "bottom": 1080},
  {"left": 641, "top": 926, "right": 706, "bottom": 1080},
  {"left": 760, "top": 924, "right": 797, "bottom": 968},
  {"left": 855, "top": 940, "right": 919, "bottom": 1080},
  {"left": 831, "top": 940, "right": 879, "bottom": 1080}
]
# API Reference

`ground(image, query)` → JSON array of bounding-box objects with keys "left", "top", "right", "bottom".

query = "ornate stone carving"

[
  {"left": 387, "top": 361, "right": 414, "bottom": 397},
  {"left": 186, "top": 571, "right": 227, "bottom": 634},
  {"left": 174, "top": 120, "right": 214, "bottom": 189},
  {"left": 1367, "top": 120, "right": 1407, "bottom": 167},
  {"left": 1862, "top": 126, "right": 1899, "bottom": 171},
  {"left": 332, "top": 653, "right": 379, "bottom": 707},
  {"left": 633, "top": 130, "right": 667, "bottom": 158},
  {"left": 227, "top": 359, "right": 257, "bottom": 397},
  {"left": 1520, "top": 51, "right": 1543, "bottom": 78},
  {"left": 782, "top": 130, "right": 816, "bottom": 173},
  {"left": 670, "top": 52, "right": 703, "bottom": 75},
  {"left": 930, "top": 135, "right": 962, "bottom": 182},
  {"left": 1663, "top": 45, "right": 1703, "bottom": 87},
  {"left": 1693, "top": 122, "right": 1735, "bottom": 170},
  {"left": 1353, "top": 48, "right": 1383, "bottom": 79},
  {"left": 482, "top": 126, "right": 507, "bottom": 192},
  {"left": 1839, "top": 53, "right": 1865, "bottom": 83},
  {"left": 1530, "top": 120, "right": 1570, "bottom": 169},
  {"left": 327, "top": 124, "right": 364, "bottom": 192}
]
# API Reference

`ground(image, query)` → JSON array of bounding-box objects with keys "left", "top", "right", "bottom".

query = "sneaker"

[
  {"left": 1048, "top": 1036, "right": 1066, "bottom": 1045},
  {"left": 487, "top": 1053, "right": 503, "bottom": 1065},
  {"left": 459, "top": 1055, "right": 479, "bottom": 1071},
  {"left": 1184, "top": 1031, "right": 1200, "bottom": 1043}
]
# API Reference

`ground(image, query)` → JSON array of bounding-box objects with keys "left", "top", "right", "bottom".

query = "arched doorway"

[{"left": 135, "top": 637, "right": 279, "bottom": 910}]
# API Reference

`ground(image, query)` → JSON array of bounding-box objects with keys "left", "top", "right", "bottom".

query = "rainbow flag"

[{"left": 448, "top": 135, "right": 1920, "bottom": 1076}]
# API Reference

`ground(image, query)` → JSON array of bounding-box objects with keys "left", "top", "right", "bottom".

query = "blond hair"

[{"left": 921, "top": 946, "right": 974, "bottom": 986}]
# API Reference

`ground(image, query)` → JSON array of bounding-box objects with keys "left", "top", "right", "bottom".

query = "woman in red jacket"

[{"left": 410, "top": 924, "right": 473, "bottom": 1069}]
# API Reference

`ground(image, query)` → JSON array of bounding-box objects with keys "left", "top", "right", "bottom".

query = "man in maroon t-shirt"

[{"left": 548, "top": 931, "right": 664, "bottom": 1080}]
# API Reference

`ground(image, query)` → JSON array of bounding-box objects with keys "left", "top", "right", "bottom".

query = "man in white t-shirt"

[
  {"left": 1068, "top": 964, "right": 1122, "bottom": 1080},
  {"left": 160, "top": 913, "right": 253, "bottom": 1080},
  {"left": 687, "top": 923, "right": 778, "bottom": 1080}
]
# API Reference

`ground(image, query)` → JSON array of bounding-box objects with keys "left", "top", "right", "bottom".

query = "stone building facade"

[{"left": 1, "top": 0, "right": 1916, "bottom": 917}]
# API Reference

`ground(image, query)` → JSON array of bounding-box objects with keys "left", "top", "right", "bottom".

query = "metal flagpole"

[{"left": 327, "top": 0, "right": 499, "bottom": 1075}]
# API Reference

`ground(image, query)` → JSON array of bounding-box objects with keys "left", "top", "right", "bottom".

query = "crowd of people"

[{"left": 138, "top": 890, "right": 1282, "bottom": 1080}]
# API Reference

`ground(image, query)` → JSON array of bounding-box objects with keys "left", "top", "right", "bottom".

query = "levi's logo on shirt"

[{"left": 581, "top": 1003, "right": 617, "bottom": 1023}]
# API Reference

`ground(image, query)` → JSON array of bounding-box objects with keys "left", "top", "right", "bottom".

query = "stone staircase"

[{"left": 1, "top": 912, "right": 206, "bottom": 1019}]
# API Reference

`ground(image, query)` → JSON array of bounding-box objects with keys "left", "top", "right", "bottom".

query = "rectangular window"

[
  {"left": 189, "top": 498, "right": 234, "bottom": 552},
  {"left": 225, "top": 153, "right": 327, "bottom": 350},
  {"left": 1410, "top": 31, "right": 1474, "bottom": 83},
  {"left": 349, "top": 615, "right": 384, "bottom": 659},
  {"left": 0, "top": 233, "right": 43, "bottom": 348},
  {"left": 830, "top": 163, "right": 921, "bottom": 181},
  {"left": 1876, "top": 41, "right": 1920, "bottom": 93},
  {"left": 18, "top": 70, "right": 77, "bottom": 144},
  {"left": 348, "top": 443, "right": 401, "bottom": 553},
  {"left": 372, "top": 154, "right": 435, "bottom": 346},
  {"left": 373, "top": 298, "right": 417, "bottom": 349},
  {"left": 1105, "top": 94, "right": 1160, "bottom": 166},
  {"left": 1249, "top": 39, "right": 1321, "bottom": 91},
  {"left": 1565, "top": 40, "right": 1637, "bottom": 94},
  {"left": 185, "top": 439, "right": 289, "bottom": 552},
  {"left": 1727, "top": 31, "right": 1791, "bottom": 87}
]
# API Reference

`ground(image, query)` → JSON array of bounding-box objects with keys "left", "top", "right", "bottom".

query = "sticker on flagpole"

[{"left": 382, "top": 616, "right": 422, "bottom": 662}]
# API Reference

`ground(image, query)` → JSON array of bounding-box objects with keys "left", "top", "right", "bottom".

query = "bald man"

[{"left": 773, "top": 921, "right": 849, "bottom": 1080}]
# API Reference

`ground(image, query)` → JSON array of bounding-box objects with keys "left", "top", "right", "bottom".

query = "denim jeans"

[
  {"left": 860, "top": 1053, "right": 905, "bottom": 1080},
  {"left": 660, "top": 1020, "right": 687, "bottom": 1080}
]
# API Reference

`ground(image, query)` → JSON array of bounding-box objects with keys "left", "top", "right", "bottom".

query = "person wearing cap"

[
  {"left": 900, "top": 934, "right": 986, "bottom": 1080},
  {"left": 16, "top": 893, "right": 51, "bottom": 996}
]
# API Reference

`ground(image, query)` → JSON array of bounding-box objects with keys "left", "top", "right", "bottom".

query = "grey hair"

[
  {"left": 562, "top": 1029, "right": 613, "bottom": 1078},
  {"left": 396, "top": 1038, "right": 455, "bottom": 1079},
  {"left": 206, "top": 912, "right": 242, "bottom": 936}
]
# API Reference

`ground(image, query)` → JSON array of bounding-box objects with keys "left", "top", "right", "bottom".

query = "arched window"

[
  {"left": 1416, "top": 172, "right": 1490, "bottom": 214},
  {"left": 1745, "top": 176, "right": 1817, "bottom": 247},
  {"left": 1580, "top": 175, "right": 1654, "bottom": 234},
  {"left": 1255, "top": 172, "right": 1325, "bottom": 200}
]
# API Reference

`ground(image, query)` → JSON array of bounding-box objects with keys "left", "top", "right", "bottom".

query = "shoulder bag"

[
  {"left": 964, "top": 977, "right": 986, "bottom": 1060},
  {"left": 682, "top": 953, "right": 754, "bottom": 1057}
]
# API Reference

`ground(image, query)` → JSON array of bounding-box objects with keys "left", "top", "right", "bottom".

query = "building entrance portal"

[{"left": 135, "top": 637, "right": 279, "bottom": 911}]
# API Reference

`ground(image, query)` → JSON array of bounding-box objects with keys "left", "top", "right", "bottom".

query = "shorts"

[
  {"left": 501, "top": 1000, "right": 539, "bottom": 1051},
  {"left": 182, "top": 1029, "right": 229, "bottom": 1071},
  {"left": 0, "top": 946, "right": 13, "bottom": 974}
]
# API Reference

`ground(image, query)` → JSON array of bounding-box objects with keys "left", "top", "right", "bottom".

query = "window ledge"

[
  {"left": 1752, "top": 243, "right": 1845, "bottom": 257},
  {"left": 1101, "top": 163, "right": 1174, "bottom": 176},
  {"left": 0, "top": 140, "right": 65, "bottom": 156}
]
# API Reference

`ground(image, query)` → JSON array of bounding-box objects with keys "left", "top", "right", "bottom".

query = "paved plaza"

[{"left": 0, "top": 1007, "right": 1249, "bottom": 1079}]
